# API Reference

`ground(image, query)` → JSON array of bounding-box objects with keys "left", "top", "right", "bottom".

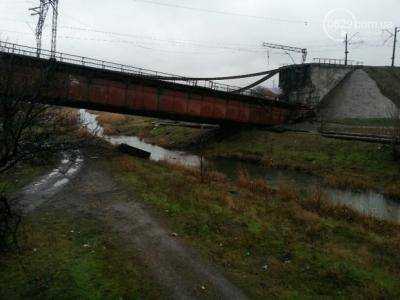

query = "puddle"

[
  {"left": 19, "top": 151, "right": 84, "bottom": 213},
  {"left": 212, "top": 158, "right": 400, "bottom": 223}
]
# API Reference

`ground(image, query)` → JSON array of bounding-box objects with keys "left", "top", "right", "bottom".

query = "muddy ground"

[{"left": 17, "top": 148, "right": 247, "bottom": 300}]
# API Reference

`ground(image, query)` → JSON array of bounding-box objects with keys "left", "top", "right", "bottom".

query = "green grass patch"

[
  {"left": 204, "top": 129, "right": 400, "bottom": 194},
  {"left": 0, "top": 211, "right": 164, "bottom": 299},
  {"left": 106, "top": 154, "right": 400, "bottom": 298},
  {"left": 329, "top": 118, "right": 396, "bottom": 127},
  {"left": 95, "top": 112, "right": 204, "bottom": 149},
  {"left": 0, "top": 159, "right": 57, "bottom": 195}
]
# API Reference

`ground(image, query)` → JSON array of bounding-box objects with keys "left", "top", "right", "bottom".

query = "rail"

[{"left": 0, "top": 40, "right": 267, "bottom": 98}]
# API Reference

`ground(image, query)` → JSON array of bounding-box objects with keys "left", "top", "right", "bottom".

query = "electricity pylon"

[{"left": 29, "top": 0, "right": 59, "bottom": 59}]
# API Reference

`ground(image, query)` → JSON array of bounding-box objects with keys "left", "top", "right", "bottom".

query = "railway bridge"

[{"left": 0, "top": 41, "right": 354, "bottom": 126}]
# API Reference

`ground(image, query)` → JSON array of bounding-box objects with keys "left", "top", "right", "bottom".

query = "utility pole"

[
  {"left": 343, "top": 32, "right": 360, "bottom": 66},
  {"left": 29, "top": 0, "right": 59, "bottom": 59},
  {"left": 392, "top": 27, "right": 399, "bottom": 67},
  {"left": 344, "top": 33, "right": 349, "bottom": 66}
]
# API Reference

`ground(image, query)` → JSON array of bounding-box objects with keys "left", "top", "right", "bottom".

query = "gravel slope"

[{"left": 319, "top": 69, "right": 396, "bottom": 120}]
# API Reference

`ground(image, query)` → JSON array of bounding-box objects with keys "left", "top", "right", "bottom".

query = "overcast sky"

[{"left": 1, "top": 0, "right": 399, "bottom": 87}]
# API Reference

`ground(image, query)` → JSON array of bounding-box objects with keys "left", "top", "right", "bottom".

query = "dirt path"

[{"left": 19, "top": 152, "right": 248, "bottom": 300}]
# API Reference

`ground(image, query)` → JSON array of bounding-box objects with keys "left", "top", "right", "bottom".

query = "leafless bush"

[
  {"left": 1, "top": 59, "right": 70, "bottom": 172},
  {"left": 0, "top": 54, "right": 79, "bottom": 250},
  {"left": 0, "top": 193, "right": 21, "bottom": 251}
]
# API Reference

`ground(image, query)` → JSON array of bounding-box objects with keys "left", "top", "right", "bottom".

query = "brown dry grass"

[
  {"left": 292, "top": 202, "right": 321, "bottom": 223},
  {"left": 96, "top": 113, "right": 128, "bottom": 135},
  {"left": 384, "top": 182, "right": 400, "bottom": 200},
  {"left": 159, "top": 160, "right": 228, "bottom": 187},
  {"left": 96, "top": 112, "right": 127, "bottom": 124},
  {"left": 118, "top": 156, "right": 138, "bottom": 172},
  {"left": 276, "top": 180, "right": 299, "bottom": 202},
  {"left": 236, "top": 166, "right": 272, "bottom": 195},
  {"left": 221, "top": 194, "right": 238, "bottom": 211},
  {"left": 205, "top": 130, "right": 399, "bottom": 196},
  {"left": 324, "top": 173, "right": 371, "bottom": 191},
  {"left": 108, "top": 152, "right": 400, "bottom": 298},
  {"left": 301, "top": 187, "right": 400, "bottom": 235}
]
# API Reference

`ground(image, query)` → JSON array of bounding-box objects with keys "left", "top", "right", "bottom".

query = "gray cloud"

[{"left": 1, "top": 0, "right": 399, "bottom": 87}]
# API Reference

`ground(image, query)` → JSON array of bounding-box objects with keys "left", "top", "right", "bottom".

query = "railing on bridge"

[
  {"left": 0, "top": 40, "right": 265, "bottom": 98},
  {"left": 313, "top": 58, "right": 364, "bottom": 66}
]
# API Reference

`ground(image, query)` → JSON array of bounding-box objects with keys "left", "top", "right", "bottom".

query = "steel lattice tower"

[{"left": 29, "top": 0, "right": 59, "bottom": 58}]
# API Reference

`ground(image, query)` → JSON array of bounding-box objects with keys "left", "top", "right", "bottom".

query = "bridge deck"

[{"left": 0, "top": 41, "right": 301, "bottom": 126}]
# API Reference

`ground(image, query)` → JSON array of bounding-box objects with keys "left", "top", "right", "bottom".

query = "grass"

[
  {"left": 328, "top": 118, "right": 396, "bottom": 127},
  {"left": 95, "top": 112, "right": 205, "bottom": 149},
  {"left": 92, "top": 111, "right": 400, "bottom": 197},
  {"left": 148, "top": 125, "right": 204, "bottom": 148},
  {"left": 0, "top": 111, "right": 165, "bottom": 299},
  {"left": 322, "top": 120, "right": 396, "bottom": 136},
  {"left": 95, "top": 112, "right": 153, "bottom": 136},
  {"left": 0, "top": 210, "right": 164, "bottom": 299},
  {"left": 203, "top": 129, "right": 400, "bottom": 197},
  {"left": 366, "top": 67, "right": 400, "bottom": 107},
  {"left": 0, "top": 158, "right": 57, "bottom": 195},
  {"left": 105, "top": 153, "right": 400, "bottom": 298},
  {"left": 0, "top": 107, "right": 82, "bottom": 195}
]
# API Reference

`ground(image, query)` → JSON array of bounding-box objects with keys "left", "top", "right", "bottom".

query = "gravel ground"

[{"left": 319, "top": 69, "right": 396, "bottom": 120}]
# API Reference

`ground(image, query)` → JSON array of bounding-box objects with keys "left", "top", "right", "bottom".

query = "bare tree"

[
  {"left": 0, "top": 53, "right": 79, "bottom": 250},
  {"left": 1, "top": 55, "right": 54, "bottom": 172},
  {"left": 0, "top": 193, "right": 21, "bottom": 251}
]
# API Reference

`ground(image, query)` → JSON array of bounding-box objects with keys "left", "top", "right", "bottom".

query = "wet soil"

[{"left": 18, "top": 148, "right": 247, "bottom": 300}]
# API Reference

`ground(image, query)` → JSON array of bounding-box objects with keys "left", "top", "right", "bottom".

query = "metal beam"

[{"left": 262, "top": 42, "right": 307, "bottom": 64}]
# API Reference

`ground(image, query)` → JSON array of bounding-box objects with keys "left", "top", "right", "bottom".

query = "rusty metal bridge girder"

[
  {"left": 0, "top": 42, "right": 307, "bottom": 126},
  {"left": 0, "top": 40, "right": 275, "bottom": 97}
]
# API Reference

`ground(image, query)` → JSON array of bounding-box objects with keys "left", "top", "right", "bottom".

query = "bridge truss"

[{"left": 0, "top": 40, "right": 280, "bottom": 98}]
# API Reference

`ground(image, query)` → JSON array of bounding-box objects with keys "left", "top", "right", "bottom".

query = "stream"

[{"left": 79, "top": 109, "right": 400, "bottom": 223}]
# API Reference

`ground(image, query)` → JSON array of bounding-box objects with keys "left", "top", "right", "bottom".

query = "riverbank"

[
  {"left": 204, "top": 129, "right": 400, "bottom": 199},
  {"left": 95, "top": 112, "right": 207, "bottom": 149},
  {"left": 94, "top": 112, "right": 400, "bottom": 200},
  {"left": 2, "top": 124, "right": 400, "bottom": 297},
  {"left": 104, "top": 147, "right": 400, "bottom": 298}
]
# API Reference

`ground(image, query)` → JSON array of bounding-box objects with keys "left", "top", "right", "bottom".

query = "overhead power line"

[
  {"left": 53, "top": 21, "right": 268, "bottom": 51},
  {"left": 1, "top": 17, "right": 269, "bottom": 53},
  {"left": 2, "top": 16, "right": 390, "bottom": 56},
  {"left": 131, "top": 0, "right": 314, "bottom": 25}
]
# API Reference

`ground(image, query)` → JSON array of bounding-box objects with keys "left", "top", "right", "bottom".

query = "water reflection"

[
  {"left": 212, "top": 158, "right": 400, "bottom": 223},
  {"left": 107, "top": 135, "right": 201, "bottom": 167},
  {"left": 79, "top": 109, "right": 400, "bottom": 223},
  {"left": 79, "top": 109, "right": 200, "bottom": 167}
]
